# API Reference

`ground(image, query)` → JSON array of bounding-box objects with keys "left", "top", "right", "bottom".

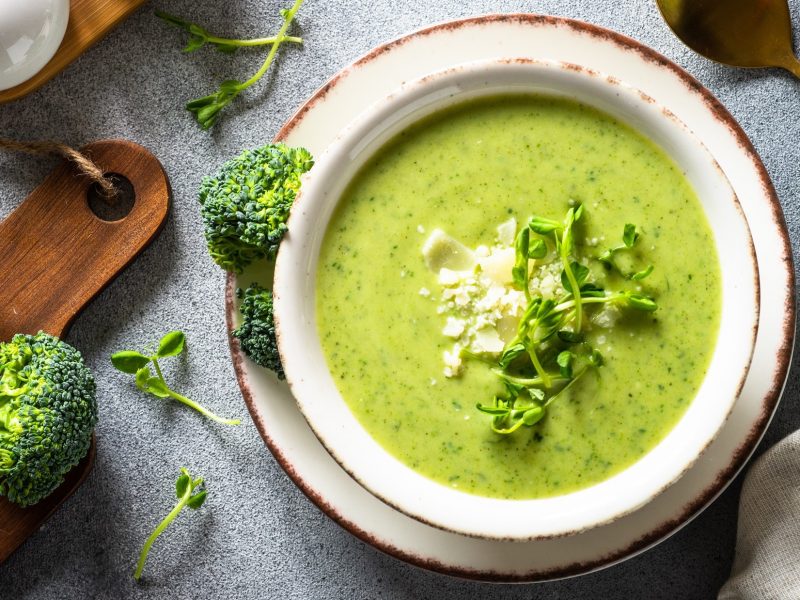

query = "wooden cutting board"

[
  {"left": 0, "top": 139, "right": 170, "bottom": 562},
  {"left": 0, "top": 0, "right": 148, "bottom": 104}
]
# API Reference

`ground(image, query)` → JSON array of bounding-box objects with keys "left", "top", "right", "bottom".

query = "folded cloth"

[{"left": 719, "top": 431, "right": 800, "bottom": 599}]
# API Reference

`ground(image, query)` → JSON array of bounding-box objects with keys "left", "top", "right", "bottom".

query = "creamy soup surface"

[{"left": 316, "top": 95, "right": 721, "bottom": 499}]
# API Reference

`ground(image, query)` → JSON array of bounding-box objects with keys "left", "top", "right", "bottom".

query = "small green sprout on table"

[
  {"left": 157, "top": 0, "right": 306, "bottom": 129},
  {"left": 134, "top": 468, "right": 207, "bottom": 581},
  {"left": 155, "top": 11, "right": 302, "bottom": 54},
  {"left": 0, "top": 332, "right": 97, "bottom": 507},
  {"left": 111, "top": 331, "right": 240, "bottom": 426}
]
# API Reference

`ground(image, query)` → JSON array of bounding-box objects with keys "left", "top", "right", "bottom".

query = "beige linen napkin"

[{"left": 719, "top": 432, "right": 800, "bottom": 599}]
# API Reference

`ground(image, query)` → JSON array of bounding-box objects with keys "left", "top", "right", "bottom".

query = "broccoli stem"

[{"left": 151, "top": 360, "right": 240, "bottom": 426}]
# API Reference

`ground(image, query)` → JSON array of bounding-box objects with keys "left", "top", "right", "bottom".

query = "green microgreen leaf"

[
  {"left": 561, "top": 261, "right": 589, "bottom": 293},
  {"left": 476, "top": 403, "right": 511, "bottom": 416},
  {"left": 528, "top": 238, "right": 547, "bottom": 259},
  {"left": 111, "top": 351, "right": 152, "bottom": 374},
  {"left": 157, "top": 331, "right": 186, "bottom": 358},
  {"left": 579, "top": 282, "right": 606, "bottom": 298},
  {"left": 186, "top": 80, "right": 243, "bottom": 130},
  {"left": 623, "top": 223, "right": 639, "bottom": 248},
  {"left": 528, "top": 217, "right": 561, "bottom": 235},
  {"left": 557, "top": 350, "right": 574, "bottom": 378},
  {"left": 175, "top": 473, "right": 190, "bottom": 498},
  {"left": 557, "top": 330, "right": 583, "bottom": 344},
  {"left": 135, "top": 366, "right": 151, "bottom": 391},
  {"left": 522, "top": 406, "right": 545, "bottom": 426},
  {"left": 631, "top": 264, "right": 654, "bottom": 281},
  {"left": 499, "top": 343, "right": 526, "bottom": 369},
  {"left": 186, "top": 490, "right": 208, "bottom": 510},
  {"left": 589, "top": 349, "right": 605, "bottom": 367},
  {"left": 145, "top": 377, "right": 171, "bottom": 399},
  {"left": 624, "top": 293, "right": 658, "bottom": 312}
]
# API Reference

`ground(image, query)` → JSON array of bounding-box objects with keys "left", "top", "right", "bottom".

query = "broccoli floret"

[
  {"left": 198, "top": 143, "right": 314, "bottom": 273},
  {"left": 0, "top": 332, "right": 97, "bottom": 507},
  {"left": 232, "top": 284, "right": 283, "bottom": 379}
]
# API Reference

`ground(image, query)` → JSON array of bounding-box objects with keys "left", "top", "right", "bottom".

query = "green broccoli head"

[
  {"left": 0, "top": 332, "right": 97, "bottom": 507},
  {"left": 199, "top": 143, "right": 314, "bottom": 273},
  {"left": 232, "top": 284, "right": 283, "bottom": 379}
]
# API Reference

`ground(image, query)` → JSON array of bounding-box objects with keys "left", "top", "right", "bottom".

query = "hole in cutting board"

[{"left": 87, "top": 173, "right": 135, "bottom": 221}]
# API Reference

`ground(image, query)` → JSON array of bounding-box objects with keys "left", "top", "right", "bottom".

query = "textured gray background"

[{"left": 1, "top": 1, "right": 798, "bottom": 598}]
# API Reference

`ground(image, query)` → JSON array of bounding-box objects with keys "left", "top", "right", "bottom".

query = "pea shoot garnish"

[
  {"left": 134, "top": 468, "right": 207, "bottom": 581},
  {"left": 598, "top": 223, "right": 655, "bottom": 280},
  {"left": 473, "top": 204, "right": 658, "bottom": 434},
  {"left": 111, "top": 331, "right": 241, "bottom": 426}
]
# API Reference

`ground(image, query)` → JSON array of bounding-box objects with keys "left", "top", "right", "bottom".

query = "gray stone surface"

[{"left": 0, "top": 0, "right": 798, "bottom": 598}]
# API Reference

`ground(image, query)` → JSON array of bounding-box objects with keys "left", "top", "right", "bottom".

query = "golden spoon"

[{"left": 657, "top": 0, "right": 800, "bottom": 78}]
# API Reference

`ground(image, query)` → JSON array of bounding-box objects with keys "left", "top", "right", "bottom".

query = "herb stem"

[
  {"left": 492, "top": 369, "right": 566, "bottom": 387},
  {"left": 152, "top": 358, "right": 240, "bottom": 425},
  {"left": 206, "top": 35, "right": 302, "bottom": 47},
  {"left": 240, "top": 0, "right": 304, "bottom": 90},
  {"left": 167, "top": 389, "right": 241, "bottom": 426},
  {"left": 527, "top": 345, "right": 552, "bottom": 388},
  {"left": 134, "top": 484, "right": 194, "bottom": 580},
  {"left": 152, "top": 358, "right": 166, "bottom": 382},
  {"left": 543, "top": 367, "right": 588, "bottom": 408},
  {"left": 560, "top": 225, "right": 583, "bottom": 330},
  {"left": 554, "top": 295, "right": 613, "bottom": 313}
]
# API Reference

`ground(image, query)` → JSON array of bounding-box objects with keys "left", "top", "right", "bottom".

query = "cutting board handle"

[
  {"left": 0, "top": 139, "right": 169, "bottom": 564},
  {"left": 0, "top": 139, "right": 170, "bottom": 340}
]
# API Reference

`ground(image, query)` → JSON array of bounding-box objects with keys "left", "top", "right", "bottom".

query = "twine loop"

[{"left": 0, "top": 137, "right": 116, "bottom": 199}]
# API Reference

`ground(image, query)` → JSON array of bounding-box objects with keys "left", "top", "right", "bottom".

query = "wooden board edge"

[{"left": 0, "top": 435, "right": 96, "bottom": 564}]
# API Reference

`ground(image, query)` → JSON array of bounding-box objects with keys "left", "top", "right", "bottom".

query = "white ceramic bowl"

[
  {"left": 273, "top": 59, "right": 759, "bottom": 540},
  {"left": 0, "top": 0, "right": 70, "bottom": 92}
]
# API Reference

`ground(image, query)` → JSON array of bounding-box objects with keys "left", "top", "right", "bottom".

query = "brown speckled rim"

[{"left": 225, "top": 14, "right": 795, "bottom": 582}]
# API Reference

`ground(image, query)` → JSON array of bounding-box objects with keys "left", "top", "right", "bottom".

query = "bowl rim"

[
  {"left": 224, "top": 13, "right": 796, "bottom": 580},
  {"left": 271, "top": 57, "right": 760, "bottom": 540}
]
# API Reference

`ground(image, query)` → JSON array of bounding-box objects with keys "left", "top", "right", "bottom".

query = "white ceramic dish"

[
  {"left": 227, "top": 14, "right": 794, "bottom": 580},
  {"left": 0, "top": 0, "right": 70, "bottom": 92},
  {"left": 272, "top": 59, "right": 759, "bottom": 541}
]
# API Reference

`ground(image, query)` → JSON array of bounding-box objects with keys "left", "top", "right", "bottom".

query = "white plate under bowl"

[
  {"left": 273, "top": 58, "right": 759, "bottom": 541},
  {"left": 226, "top": 14, "right": 794, "bottom": 581}
]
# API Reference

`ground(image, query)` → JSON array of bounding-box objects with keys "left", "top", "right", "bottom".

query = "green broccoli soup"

[{"left": 315, "top": 95, "right": 721, "bottom": 499}]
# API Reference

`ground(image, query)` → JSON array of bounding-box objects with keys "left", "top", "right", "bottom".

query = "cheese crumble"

[{"left": 421, "top": 219, "right": 565, "bottom": 377}]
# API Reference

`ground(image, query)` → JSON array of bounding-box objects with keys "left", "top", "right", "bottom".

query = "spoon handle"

[{"left": 780, "top": 56, "right": 800, "bottom": 80}]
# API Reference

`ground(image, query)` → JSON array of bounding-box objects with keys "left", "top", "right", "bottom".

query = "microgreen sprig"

[
  {"left": 473, "top": 205, "right": 658, "bottom": 435},
  {"left": 186, "top": 1, "right": 304, "bottom": 129},
  {"left": 111, "top": 331, "right": 240, "bottom": 426},
  {"left": 134, "top": 468, "right": 207, "bottom": 581},
  {"left": 155, "top": 10, "right": 302, "bottom": 53},
  {"left": 598, "top": 223, "right": 654, "bottom": 280}
]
